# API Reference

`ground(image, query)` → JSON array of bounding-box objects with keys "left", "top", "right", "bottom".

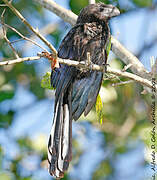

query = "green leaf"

[
  {"left": 0, "top": 91, "right": 14, "bottom": 102},
  {"left": 133, "top": 0, "right": 152, "bottom": 7},
  {"left": 0, "top": 111, "right": 14, "bottom": 129},
  {"left": 69, "top": 0, "right": 111, "bottom": 15},
  {"left": 69, "top": 0, "right": 88, "bottom": 15},
  {"left": 106, "top": 37, "right": 111, "bottom": 57},
  {"left": 96, "top": 94, "right": 103, "bottom": 124},
  {"left": 41, "top": 72, "right": 54, "bottom": 90}
]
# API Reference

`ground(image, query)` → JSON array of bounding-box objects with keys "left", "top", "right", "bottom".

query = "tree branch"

[
  {"left": 112, "top": 80, "right": 134, "bottom": 87},
  {"left": 1, "top": 22, "right": 48, "bottom": 52},
  {"left": 0, "top": 55, "right": 156, "bottom": 91},
  {"left": 33, "top": 0, "right": 77, "bottom": 26},
  {"left": 33, "top": 0, "right": 150, "bottom": 79},
  {"left": 24, "top": 22, "right": 59, "bottom": 50},
  {"left": 111, "top": 37, "right": 149, "bottom": 77},
  {"left": 89, "top": 0, "right": 96, "bottom": 4},
  {"left": 1, "top": 9, "right": 19, "bottom": 59},
  {"left": 3, "top": 0, "right": 149, "bottom": 79},
  {"left": 1, "top": 0, "right": 155, "bottom": 91},
  {"left": 2, "top": 0, "right": 57, "bottom": 56},
  {"left": 0, "top": 56, "right": 40, "bottom": 65}
]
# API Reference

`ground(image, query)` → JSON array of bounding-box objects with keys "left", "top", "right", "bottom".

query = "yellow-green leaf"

[
  {"left": 96, "top": 94, "right": 103, "bottom": 124},
  {"left": 41, "top": 72, "right": 54, "bottom": 90},
  {"left": 106, "top": 37, "right": 111, "bottom": 57},
  {"left": 133, "top": 0, "right": 152, "bottom": 7}
]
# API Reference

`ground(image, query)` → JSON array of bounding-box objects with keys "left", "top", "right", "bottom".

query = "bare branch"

[
  {"left": 2, "top": 0, "right": 57, "bottom": 56},
  {"left": 1, "top": 54, "right": 156, "bottom": 91},
  {"left": 0, "top": 4, "right": 8, "bottom": 7},
  {"left": 112, "top": 80, "right": 134, "bottom": 87},
  {"left": 1, "top": 22, "right": 48, "bottom": 52},
  {"left": 0, "top": 56, "right": 40, "bottom": 65},
  {"left": 1, "top": 9, "right": 19, "bottom": 58},
  {"left": 122, "top": 63, "right": 132, "bottom": 72},
  {"left": 24, "top": 22, "right": 59, "bottom": 50},
  {"left": 111, "top": 37, "right": 149, "bottom": 78},
  {"left": 89, "top": 0, "right": 96, "bottom": 4},
  {"left": 33, "top": 0, "right": 77, "bottom": 25},
  {"left": 107, "top": 67, "right": 154, "bottom": 90}
]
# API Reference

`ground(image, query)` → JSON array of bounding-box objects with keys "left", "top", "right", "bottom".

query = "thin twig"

[
  {"left": 122, "top": 63, "right": 132, "bottom": 72},
  {"left": 1, "top": 22, "right": 48, "bottom": 52},
  {"left": 0, "top": 56, "right": 40, "bottom": 65},
  {"left": 1, "top": 9, "right": 19, "bottom": 58},
  {"left": 112, "top": 80, "right": 134, "bottom": 87},
  {"left": 89, "top": 0, "right": 96, "bottom": 4},
  {"left": 0, "top": 4, "right": 8, "bottom": 7},
  {"left": 2, "top": 0, "right": 57, "bottom": 56},
  {"left": 0, "top": 55, "right": 156, "bottom": 91},
  {"left": 107, "top": 67, "right": 154, "bottom": 90},
  {"left": 10, "top": 38, "right": 23, "bottom": 44},
  {"left": 24, "top": 22, "right": 59, "bottom": 50}
]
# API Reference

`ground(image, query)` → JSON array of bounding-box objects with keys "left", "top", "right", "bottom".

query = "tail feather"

[{"left": 48, "top": 92, "right": 72, "bottom": 179}]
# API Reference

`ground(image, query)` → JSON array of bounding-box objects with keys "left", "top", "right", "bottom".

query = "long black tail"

[
  {"left": 48, "top": 67, "right": 103, "bottom": 178},
  {"left": 47, "top": 90, "right": 72, "bottom": 179}
]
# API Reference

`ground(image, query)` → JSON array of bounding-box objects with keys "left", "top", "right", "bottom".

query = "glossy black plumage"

[{"left": 48, "top": 3, "right": 120, "bottom": 179}]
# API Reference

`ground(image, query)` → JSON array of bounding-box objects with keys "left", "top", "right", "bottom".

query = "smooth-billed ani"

[{"left": 48, "top": 3, "right": 120, "bottom": 179}]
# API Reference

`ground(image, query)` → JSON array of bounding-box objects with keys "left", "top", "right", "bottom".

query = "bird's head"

[{"left": 77, "top": 3, "right": 120, "bottom": 24}]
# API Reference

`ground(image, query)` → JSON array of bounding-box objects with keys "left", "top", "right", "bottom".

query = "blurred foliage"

[
  {"left": 96, "top": 94, "right": 103, "bottom": 124},
  {"left": 70, "top": 0, "right": 117, "bottom": 14},
  {"left": 41, "top": 72, "right": 54, "bottom": 90},
  {"left": 132, "top": 0, "right": 152, "bottom": 7},
  {"left": 0, "top": 0, "right": 156, "bottom": 180},
  {"left": 0, "top": 111, "right": 14, "bottom": 129},
  {"left": 0, "top": 90, "right": 14, "bottom": 102}
]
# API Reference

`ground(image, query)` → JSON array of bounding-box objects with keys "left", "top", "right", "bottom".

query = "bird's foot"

[
  {"left": 39, "top": 51, "right": 59, "bottom": 70},
  {"left": 85, "top": 52, "right": 93, "bottom": 72},
  {"left": 102, "top": 63, "right": 109, "bottom": 73},
  {"left": 89, "top": 62, "right": 94, "bottom": 73}
]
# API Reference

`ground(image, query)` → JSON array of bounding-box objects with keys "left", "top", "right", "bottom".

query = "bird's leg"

[
  {"left": 39, "top": 51, "right": 59, "bottom": 70},
  {"left": 102, "top": 49, "right": 109, "bottom": 73},
  {"left": 86, "top": 52, "right": 93, "bottom": 72}
]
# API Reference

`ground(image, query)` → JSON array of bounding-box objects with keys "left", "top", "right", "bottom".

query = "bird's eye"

[{"left": 100, "top": 7, "right": 104, "bottom": 12}]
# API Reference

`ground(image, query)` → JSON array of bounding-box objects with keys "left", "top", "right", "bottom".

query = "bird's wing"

[
  {"left": 51, "top": 24, "right": 83, "bottom": 103},
  {"left": 72, "top": 71, "right": 103, "bottom": 120},
  {"left": 51, "top": 23, "right": 104, "bottom": 119}
]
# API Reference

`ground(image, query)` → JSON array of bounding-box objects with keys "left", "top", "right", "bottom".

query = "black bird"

[{"left": 48, "top": 3, "right": 120, "bottom": 178}]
